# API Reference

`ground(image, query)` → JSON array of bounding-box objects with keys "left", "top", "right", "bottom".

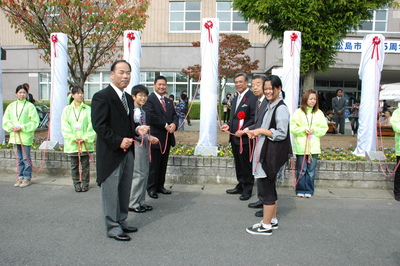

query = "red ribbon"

[
  {"left": 204, "top": 20, "right": 213, "bottom": 43},
  {"left": 127, "top": 32, "right": 135, "bottom": 51},
  {"left": 51, "top": 34, "right": 58, "bottom": 57},
  {"left": 371, "top": 36, "right": 381, "bottom": 60},
  {"left": 290, "top": 32, "right": 298, "bottom": 57}
]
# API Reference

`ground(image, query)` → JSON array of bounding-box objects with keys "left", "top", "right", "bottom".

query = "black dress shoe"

[
  {"left": 75, "top": 186, "right": 82, "bottom": 192},
  {"left": 129, "top": 206, "right": 146, "bottom": 213},
  {"left": 239, "top": 194, "right": 251, "bottom": 201},
  {"left": 141, "top": 204, "right": 153, "bottom": 211},
  {"left": 255, "top": 210, "right": 263, "bottom": 217},
  {"left": 148, "top": 191, "right": 158, "bottom": 199},
  {"left": 157, "top": 188, "right": 171, "bottom": 194},
  {"left": 248, "top": 201, "right": 263, "bottom": 208},
  {"left": 123, "top": 227, "right": 138, "bottom": 233},
  {"left": 108, "top": 233, "right": 131, "bottom": 241},
  {"left": 81, "top": 186, "right": 89, "bottom": 192},
  {"left": 226, "top": 188, "right": 243, "bottom": 194}
]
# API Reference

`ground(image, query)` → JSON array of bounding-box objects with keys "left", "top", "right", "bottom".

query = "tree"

[
  {"left": 232, "top": 0, "right": 398, "bottom": 90},
  {"left": 182, "top": 33, "right": 259, "bottom": 99},
  {"left": 0, "top": 0, "right": 150, "bottom": 87}
]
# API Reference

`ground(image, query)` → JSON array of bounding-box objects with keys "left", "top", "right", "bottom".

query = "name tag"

[{"left": 74, "top": 124, "right": 82, "bottom": 131}]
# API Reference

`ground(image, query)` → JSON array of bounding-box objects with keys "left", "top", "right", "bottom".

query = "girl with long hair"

[{"left": 290, "top": 90, "right": 328, "bottom": 198}]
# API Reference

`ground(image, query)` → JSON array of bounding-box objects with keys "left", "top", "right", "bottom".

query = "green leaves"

[{"left": 0, "top": 0, "right": 150, "bottom": 87}]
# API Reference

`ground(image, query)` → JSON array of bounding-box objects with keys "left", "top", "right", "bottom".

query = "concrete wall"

[{"left": 0, "top": 149, "right": 394, "bottom": 190}]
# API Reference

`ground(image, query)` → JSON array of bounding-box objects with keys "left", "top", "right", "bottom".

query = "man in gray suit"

[
  {"left": 91, "top": 60, "right": 149, "bottom": 241},
  {"left": 332, "top": 89, "right": 347, "bottom": 134}
]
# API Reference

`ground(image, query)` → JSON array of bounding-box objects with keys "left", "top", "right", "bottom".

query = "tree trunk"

[{"left": 303, "top": 70, "right": 315, "bottom": 91}]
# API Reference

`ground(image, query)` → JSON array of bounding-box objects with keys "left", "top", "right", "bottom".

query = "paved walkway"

[{"left": 0, "top": 174, "right": 399, "bottom": 265}]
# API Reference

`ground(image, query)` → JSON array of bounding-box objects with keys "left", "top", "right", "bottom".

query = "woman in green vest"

[
  {"left": 61, "top": 86, "right": 95, "bottom": 192},
  {"left": 3, "top": 85, "right": 39, "bottom": 188}
]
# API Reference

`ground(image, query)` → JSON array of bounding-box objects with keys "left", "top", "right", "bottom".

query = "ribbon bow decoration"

[
  {"left": 371, "top": 36, "right": 381, "bottom": 60},
  {"left": 204, "top": 20, "right": 213, "bottom": 43},
  {"left": 237, "top": 111, "right": 246, "bottom": 130},
  {"left": 290, "top": 32, "right": 298, "bottom": 57},
  {"left": 51, "top": 34, "right": 58, "bottom": 57},
  {"left": 127, "top": 32, "right": 135, "bottom": 51}
]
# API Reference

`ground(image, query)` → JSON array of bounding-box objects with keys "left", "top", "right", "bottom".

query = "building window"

[
  {"left": 169, "top": 1, "right": 201, "bottom": 32},
  {"left": 38, "top": 72, "right": 110, "bottom": 100},
  {"left": 359, "top": 8, "right": 388, "bottom": 32},
  {"left": 140, "top": 71, "right": 190, "bottom": 99},
  {"left": 39, "top": 73, "right": 51, "bottom": 100},
  {"left": 84, "top": 72, "right": 110, "bottom": 100},
  {"left": 217, "top": 1, "right": 248, "bottom": 32}
]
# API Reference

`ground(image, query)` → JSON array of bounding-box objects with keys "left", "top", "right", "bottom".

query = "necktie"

[
  {"left": 236, "top": 95, "right": 241, "bottom": 110},
  {"left": 140, "top": 108, "right": 145, "bottom": 125},
  {"left": 121, "top": 93, "right": 129, "bottom": 114},
  {"left": 257, "top": 100, "right": 261, "bottom": 111},
  {"left": 160, "top": 97, "right": 167, "bottom": 112}
]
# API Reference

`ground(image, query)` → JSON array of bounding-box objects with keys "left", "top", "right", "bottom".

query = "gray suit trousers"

[
  {"left": 129, "top": 142, "right": 149, "bottom": 209},
  {"left": 101, "top": 151, "right": 134, "bottom": 236}
]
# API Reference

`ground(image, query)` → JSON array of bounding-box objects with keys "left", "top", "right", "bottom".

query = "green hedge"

[{"left": 186, "top": 102, "right": 225, "bottom": 120}]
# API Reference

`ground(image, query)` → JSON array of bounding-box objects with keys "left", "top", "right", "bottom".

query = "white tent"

[{"left": 380, "top": 82, "right": 400, "bottom": 101}]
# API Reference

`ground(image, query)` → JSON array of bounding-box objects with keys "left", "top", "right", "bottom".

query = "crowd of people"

[{"left": 2, "top": 60, "right": 400, "bottom": 241}]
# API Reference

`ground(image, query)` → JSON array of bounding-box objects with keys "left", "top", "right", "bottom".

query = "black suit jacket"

[
  {"left": 143, "top": 92, "right": 179, "bottom": 149},
  {"left": 229, "top": 90, "right": 257, "bottom": 145},
  {"left": 91, "top": 85, "right": 137, "bottom": 185}
]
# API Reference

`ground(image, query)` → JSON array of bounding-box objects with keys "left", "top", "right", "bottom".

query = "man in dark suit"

[
  {"left": 244, "top": 75, "right": 267, "bottom": 210},
  {"left": 221, "top": 73, "right": 257, "bottom": 200},
  {"left": 143, "top": 76, "right": 179, "bottom": 199},
  {"left": 332, "top": 89, "right": 347, "bottom": 134},
  {"left": 91, "top": 60, "right": 149, "bottom": 241}
]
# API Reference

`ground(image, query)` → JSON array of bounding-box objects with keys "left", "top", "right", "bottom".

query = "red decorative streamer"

[
  {"left": 371, "top": 36, "right": 381, "bottom": 60},
  {"left": 51, "top": 34, "right": 58, "bottom": 57},
  {"left": 127, "top": 32, "right": 135, "bottom": 51},
  {"left": 290, "top": 32, "right": 298, "bottom": 57},
  {"left": 204, "top": 20, "right": 213, "bottom": 43}
]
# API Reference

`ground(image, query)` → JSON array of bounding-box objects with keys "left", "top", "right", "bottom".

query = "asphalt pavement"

[{"left": 0, "top": 174, "right": 399, "bottom": 265}]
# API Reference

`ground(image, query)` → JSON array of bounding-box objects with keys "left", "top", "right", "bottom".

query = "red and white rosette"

[{"left": 237, "top": 111, "right": 246, "bottom": 130}]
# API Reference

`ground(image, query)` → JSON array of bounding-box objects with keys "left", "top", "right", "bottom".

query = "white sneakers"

[
  {"left": 14, "top": 179, "right": 23, "bottom": 187},
  {"left": 297, "top": 193, "right": 312, "bottom": 198},
  {"left": 14, "top": 179, "right": 31, "bottom": 188}
]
